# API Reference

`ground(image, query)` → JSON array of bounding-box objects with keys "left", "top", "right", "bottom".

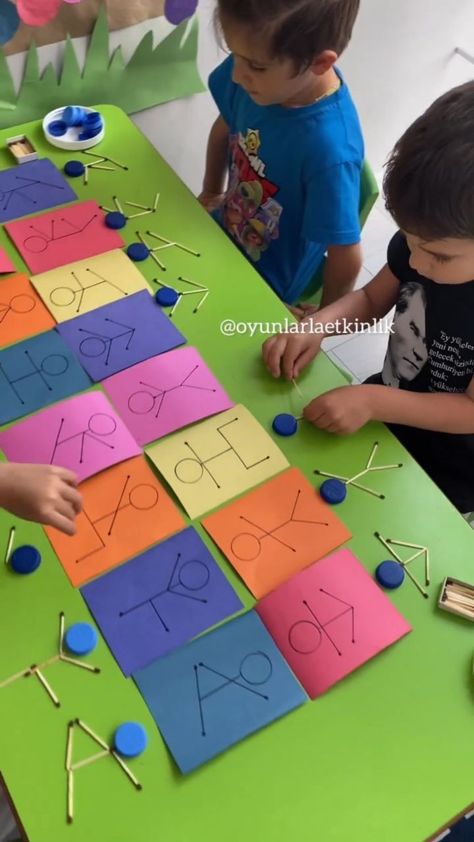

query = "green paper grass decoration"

[{"left": 0, "top": 6, "right": 205, "bottom": 129}]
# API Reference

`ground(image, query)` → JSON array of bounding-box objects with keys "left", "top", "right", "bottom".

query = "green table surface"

[{"left": 0, "top": 106, "right": 472, "bottom": 842}]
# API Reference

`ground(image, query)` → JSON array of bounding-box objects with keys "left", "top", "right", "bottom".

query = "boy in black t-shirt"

[{"left": 262, "top": 81, "right": 474, "bottom": 519}]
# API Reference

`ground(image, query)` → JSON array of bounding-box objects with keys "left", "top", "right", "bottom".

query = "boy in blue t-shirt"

[{"left": 199, "top": 0, "right": 364, "bottom": 307}]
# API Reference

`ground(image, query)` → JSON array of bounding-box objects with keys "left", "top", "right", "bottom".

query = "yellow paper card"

[
  {"left": 30, "top": 249, "right": 150, "bottom": 322},
  {"left": 146, "top": 404, "right": 289, "bottom": 519}
]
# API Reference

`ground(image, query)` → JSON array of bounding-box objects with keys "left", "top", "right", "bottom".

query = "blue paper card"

[
  {"left": 133, "top": 610, "right": 307, "bottom": 773},
  {"left": 0, "top": 159, "right": 77, "bottom": 224},
  {"left": 81, "top": 526, "right": 243, "bottom": 677},
  {"left": 57, "top": 290, "right": 186, "bottom": 382},
  {"left": 0, "top": 330, "right": 90, "bottom": 424}
]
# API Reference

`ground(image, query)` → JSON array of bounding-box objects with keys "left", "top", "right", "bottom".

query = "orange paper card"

[
  {"left": 202, "top": 468, "right": 352, "bottom": 598},
  {"left": 0, "top": 273, "right": 55, "bottom": 349},
  {"left": 45, "top": 456, "right": 185, "bottom": 586}
]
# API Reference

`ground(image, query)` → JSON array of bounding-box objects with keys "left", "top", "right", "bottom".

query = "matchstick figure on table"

[
  {"left": 288, "top": 589, "right": 356, "bottom": 657},
  {"left": 49, "top": 268, "right": 128, "bottom": 316},
  {"left": 51, "top": 413, "right": 117, "bottom": 465},
  {"left": 76, "top": 476, "right": 159, "bottom": 564},
  {"left": 194, "top": 652, "right": 272, "bottom": 736},
  {"left": 118, "top": 552, "right": 210, "bottom": 633},
  {"left": 127, "top": 364, "right": 217, "bottom": 419},
  {"left": 174, "top": 417, "right": 270, "bottom": 488},
  {"left": 375, "top": 532, "right": 430, "bottom": 598},
  {"left": 0, "top": 613, "right": 99, "bottom": 708},
  {"left": 230, "top": 489, "right": 329, "bottom": 562},
  {"left": 315, "top": 441, "right": 403, "bottom": 504}
]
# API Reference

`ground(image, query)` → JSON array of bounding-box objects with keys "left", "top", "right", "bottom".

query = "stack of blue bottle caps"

[{"left": 47, "top": 106, "right": 104, "bottom": 141}]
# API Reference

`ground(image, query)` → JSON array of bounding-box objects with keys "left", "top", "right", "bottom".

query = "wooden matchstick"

[
  {"left": 4, "top": 526, "right": 15, "bottom": 564},
  {"left": 59, "top": 612, "right": 65, "bottom": 654},
  {"left": 401, "top": 563, "right": 429, "bottom": 598},
  {"left": 111, "top": 751, "right": 142, "bottom": 790},
  {"left": 113, "top": 196, "right": 124, "bottom": 214},
  {"left": 67, "top": 770, "right": 74, "bottom": 823},
  {"left": 71, "top": 750, "right": 110, "bottom": 771},
  {"left": 75, "top": 719, "right": 109, "bottom": 751},
  {"left": 125, "top": 201, "right": 151, "bottom": 210},
  {"left": 193, "top": 291, "right": 209, "bottom": 313},
  {"left": 35, "top": 669, "right": 60, "bottom": 707},
  {"left": 60, "top": 655, "right": 100, "bottom": 673},
  {"left": 292, "top": 378, "right": 303, "bottom": 398},
  {"left": 153, "top": 192, "right": 160, "bottom": 210},
  {"left": 66, "top": 721, "right": 74, "bottom": 771}
]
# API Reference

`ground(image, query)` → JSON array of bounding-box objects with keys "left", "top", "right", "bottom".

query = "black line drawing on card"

[
  {"left": 78, "top": 318, "right": 135, "bottom": 366},
  {"left": 0, "top": 350, "right": 69, "bottom": 405},
  {"left": 174, "top": 417, "right": 270, "bottom": 489},
  {"left": 76, "top": 475, "right": 159, "bottom": 564},
  {"left": 0, "top": 173, "right": 66, "bottom": 214},
  {"left": 49, "top": 268, "right": 128, "bottom": 315},
  {"left": 50, "top": 413, "right": 117, "bottom": 465},
  {"left": 0, "top": 293, "right": 36, "bottom": 325},
  {"left": 230, "top": 490, "right": 329, "bottom": 562},
  {"left": 118, "top": 552, "right": 210, "bottom": 632},
  {"left": 194, "top": 652, "right": 272, "bottom": 736},
  {"left": 127, "top": 365, "right": 216, "bottom": 419},
  {"left": 22, "top": 214, "right": 99, "bottom": 254},
  {"left": 288, "top": 589, "right": 356, "bottom": 657}
]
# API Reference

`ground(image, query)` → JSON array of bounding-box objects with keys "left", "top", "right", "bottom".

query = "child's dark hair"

[
  {"left": 216, "top": 0, "right": 360, "bottom": 69},
  {"left": 384, "top": 81, "right": 474, "bottom": 240}
]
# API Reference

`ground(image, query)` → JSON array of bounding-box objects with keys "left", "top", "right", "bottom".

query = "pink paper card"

[
  {"left": 0, "top": 391, "right": 141, "bottom": 482},
  {"left": 0, "top": 247, "right": 15, "bottom": 274},
  {"left": 5, "top": 200, "right": 124, "bottom": 273},
  {"left": 103, "top": 346, "right": 234, "bottom": 446},
  {"left": 256, "top": 549, "right": 411, "bottom": 699}
]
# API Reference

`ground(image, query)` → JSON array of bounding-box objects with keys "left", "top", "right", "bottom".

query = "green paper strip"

[{"left": 0, "top": 10, "right": 205, "bottom": 130}]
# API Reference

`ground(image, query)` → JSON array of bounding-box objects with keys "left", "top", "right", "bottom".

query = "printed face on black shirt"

[{"left": 384, "top": 282, "right": 428, "bottom": 385}]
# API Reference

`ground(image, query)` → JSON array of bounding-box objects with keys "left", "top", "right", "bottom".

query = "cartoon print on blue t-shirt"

[{"left": 222, "top": 130, "right": 283, "bottom": 262}]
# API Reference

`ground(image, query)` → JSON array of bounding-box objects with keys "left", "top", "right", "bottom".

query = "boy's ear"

[{"left": 310, "top": 50, "right": 338, "bottom": 76}]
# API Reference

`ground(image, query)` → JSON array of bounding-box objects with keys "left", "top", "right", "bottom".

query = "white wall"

[
  {"left": 338, "top": 0, "right": 474, "bottom": 179},
  {"left": 3, "top": 0, "right": 474, "bottom": 193}
]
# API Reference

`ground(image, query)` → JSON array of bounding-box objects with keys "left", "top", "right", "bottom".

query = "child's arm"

[
  {"left": 198, "top": 115, "right": 229, "bottom": 212},
  {"left": 320, "top": 243, "right": 363, "bottom": 308},
  {"left": 263, "top": 264, "right": 400, "bottom": 380},
  {"left": 0, "top": 463, "right": 82, "bottom": 536},
  {"left": 306, "top": 378, "right": 474, "bottom": 436}
]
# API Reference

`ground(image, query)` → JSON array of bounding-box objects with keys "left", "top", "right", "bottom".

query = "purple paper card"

[
  {"left": 0, "top": 159, "right": 77, "bottom": 224},
  {"left": 102, "top": 346, "right": 234, "bottom": 446},
  {"left": 0, "top": 391, "right": 141, "bottom": 482},
  {"left": 81, "top": 526, "right": 243, "bottom": 676},
  {"left": 56, "top": 290, "right": 186, "bottom": 382}
]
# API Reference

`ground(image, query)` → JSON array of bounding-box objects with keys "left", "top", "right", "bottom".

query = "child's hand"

[
  {"left": 0, "top": 463, "right": 82, "bottom": 536},
  {"left": 303, "top": 385, "right": 374, "bottom": 435},
  {"left": 263, "top": 332, "right": 322, "bottom": 380},
  {"left": 197, "top": 191, "right": 225, "bottom": 213}
]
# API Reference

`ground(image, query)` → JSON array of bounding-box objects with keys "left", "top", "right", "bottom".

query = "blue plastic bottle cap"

[
  {"left": 10, "top": 545, "right": 41, "bottom": 575},
  {"left": 272, "top": 413, "right": 298, "bottom": 437},
  {"left": 64, "top": 622, "right": 98, "bottom": 656},
  {"left": 114, "top": 722, "right": 148, "bottom": 758},
  {"left": 155, "top": 287, "right": 179, "bottom": 307},
  {"left": 375, "top": 560, "right": 405, "bottom": 590},
  {"left": 63, "top": 105, "right": 87, "bottom": 127},
  {"left": 64, "top": 160, "right": 85, "bottom": 178},
  {"left": 48, "top": 120, "right": 67, "bottom": 137},
  {"left": 127, "top": 243, "right": 149, "bottom": 262},
  {"left": 319, "top": 478, "right": 347, "bottom": 505},
  {"left": 78, "top": 124, "right": 103, "bottom": 141},
  {"left": 105, "top": 211, "right": 127, "bottom": 230},
  {"left": 84, "top": 111, "right": 102, "bottom": 128}
]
